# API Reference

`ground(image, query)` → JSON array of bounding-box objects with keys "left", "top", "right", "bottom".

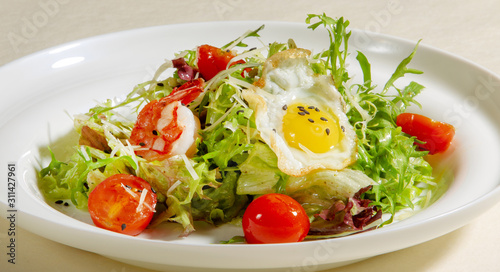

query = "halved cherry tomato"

[
  {"left": 197, "top": 44, "right": 240, "bottom": 81},
  {"left": 88, "top": 174, "right": 157, "bottom": 236},
  {"left": 242, "top": 193, "right": 310, "bottom": 244},
  {"left": 396, "top": 112, "right": 455, "bottom": 155}
]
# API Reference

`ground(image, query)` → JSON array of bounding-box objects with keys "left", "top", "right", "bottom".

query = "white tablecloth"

[{"left": 1, "top": 1, "right": 500, "bottom": 271}]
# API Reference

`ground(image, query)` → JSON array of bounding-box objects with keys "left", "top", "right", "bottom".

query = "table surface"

[{"left": 2, "top": 0, "right": 500, "bottom": 271}]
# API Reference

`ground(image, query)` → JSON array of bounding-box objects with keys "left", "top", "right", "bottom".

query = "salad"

[{"left": 38, "top": 14, "right": 455, "bottom": 243}]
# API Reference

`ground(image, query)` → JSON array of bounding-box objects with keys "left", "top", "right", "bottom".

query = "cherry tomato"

[
  {"left": 242, "top": 193, "right": 310, "bottom": 244},
  {"left": 88, "top": 174, "right": 157, "bottom": 236},
  {"left": 396, "top": 112, "right": 455, "bottom": 155},
  {"left": 197, "top": 44, "right": 240, "bottom": 81}
]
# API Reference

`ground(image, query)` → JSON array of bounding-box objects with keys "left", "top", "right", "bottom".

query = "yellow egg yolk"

[{"left": 282, "top": 103, "right": 342, "bottom": 153}]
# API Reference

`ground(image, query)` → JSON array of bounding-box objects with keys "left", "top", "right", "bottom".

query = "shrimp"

[{"left": 130, "top": 78, "right": 204, "bottom": 161}]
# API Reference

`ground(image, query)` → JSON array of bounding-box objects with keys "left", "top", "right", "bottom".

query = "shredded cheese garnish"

[
  {"left": 227, "top": 46, "right": 267, "bottom": 67},
  {"left": 202, "top": 104, "right": 238, "bottom": 132},
  {"left": 80, "top": 146, "right": 91, "bottom": 161},
  {"left": 125, "top": 140, "right": 140, "bottom": 174},
  {"left": 231, "top": 93, "right": 248, "bottom": 108},
  {"left": 136, "top": 188, "right": 148, "bottom": 213},
  {"left": 121, "top": 183, "right": 153, "bottom": 211},
  {"left": 167, "top": 180, "right": 182, "bottom": 195},
  {"left": 227, "top": 76, "right": 254, "bottom": 93},
  {"left": 180, "top": 154, "right": 199, "bottom": 180}
]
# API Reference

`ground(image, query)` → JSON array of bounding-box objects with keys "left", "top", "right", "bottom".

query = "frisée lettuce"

[{"left": 39, "top": 14, "right": 448, "bottom": 240}]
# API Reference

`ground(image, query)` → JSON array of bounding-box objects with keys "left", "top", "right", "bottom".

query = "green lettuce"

[
  {"left": 307, "top": 14, "right": 436, "bottom": 224},
  {"left": 39, "top": 146, "right": 138, "bottom": 209},
  {"left": 140, "top": 156, "right": 218, "bottom": 235}
]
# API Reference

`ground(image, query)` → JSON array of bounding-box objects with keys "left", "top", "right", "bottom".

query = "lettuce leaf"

[
  {"left": 39, "top": 146, "right": 138, "bottom": 209},
  {"left": 307, "top": 14, "right": 436, "bottom": 225},
  {"left": 141, "top": 156, "right": 219, "bottom": 235}
]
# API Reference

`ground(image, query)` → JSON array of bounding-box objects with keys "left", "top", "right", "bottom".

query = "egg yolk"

[{"left": 282, "top": 103, "right": 342, "bottom": 153}]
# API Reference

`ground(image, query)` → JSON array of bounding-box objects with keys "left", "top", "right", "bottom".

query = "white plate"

[{"left": 1, "top": 21, "right": 500, "bottom": 272}]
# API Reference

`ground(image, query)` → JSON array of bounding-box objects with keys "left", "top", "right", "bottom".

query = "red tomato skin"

[
  {"left": 242, "top": 193, "right": 310, "bottom": 244},
  {"left": 197, "top": 44, "right": 238, "bottom": 81},
  {"left": 396, "top": 113, "right": 455, "bottom": 155},
  {"left": 88, "top": 174, "right": 157, "bottom": 236}
]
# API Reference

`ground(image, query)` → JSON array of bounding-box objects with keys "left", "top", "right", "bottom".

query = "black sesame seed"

[
  {"left": 125, "top": 185, "right": 132, "bottom": 189},
  {"left": 308, "top": 118, "right": 314, "bottom": 123},
  {"left": 320, "top": 117, "right": 328, "bottom": 122},
  {"left": 303, "top": 110, "right": 310, "bottom": 115},
  {"left": 137, "top": 189, "right": 142, "bottom": 193},
  {"left": 341, "top": 126, "right": 345, "bottom": 132},
  {"left": 298, "top": 112, "right": 306, "bottom": 116},
  {"left": 55, "top": 200, "right": 64, "bottom": 204},
  {"left": 308, "top": 106, "right": 315, "bottom": 109},
  {"left": 157, "top": 82, "right": 164, "bottom": 87},
  {"left": 326, "top": 128, "right": 331, "bottom": 135},
  {"left": 64, "top": 202, "right": 69, "bottom": 207},
  {"left": 282, "top": 104, "right": 288, "bottom": 110},
  {"left": 121, "top": 224, "right": 127, "bottom": 231},
  {"left": 152, "top": 130, "right": 158, "bottom": 136},
  {"left": 315, "top": 107, "right": 320, "bottom": 112},
  {"left": 139, "top": 142, "right": 146, "bottom": 146},
  {"left": 297, "top": 106, "right": 305, "bottom": 111}
]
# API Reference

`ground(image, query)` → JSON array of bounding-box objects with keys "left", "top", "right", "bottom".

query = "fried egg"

[{"left": 242, "top": 48, "right": 357, "bottom": 177}]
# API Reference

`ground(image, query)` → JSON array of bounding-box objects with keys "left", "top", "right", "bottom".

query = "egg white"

[{"left": 243, "top": 48, "right": 357, "bottom": 177}]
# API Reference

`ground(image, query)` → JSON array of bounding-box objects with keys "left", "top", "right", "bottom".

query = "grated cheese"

[
  {"left": 167, "top": 180, "right": 182, "bottom": 195},
  {"left": 136, "top": 188, "right": 148, "bottom": 213},
  {"left": 202, "top": 104, "right": 238, "bottom": 132},
  {"left": 121, "top": 183, "right": 153, "bottom": 211},
  {"left": 80, "top": 146, "right": 91, "bottom": 161},
  {"left": 180, "top": 154, "right": 199, "bottom": 180},
  {"left": 231, "top": 93, "right": 248, "bottom": 108}
]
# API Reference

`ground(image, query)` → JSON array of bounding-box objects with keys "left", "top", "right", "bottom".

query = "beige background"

[{"left": 2, "top": 0, "right": 500, "bottom": 271}]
